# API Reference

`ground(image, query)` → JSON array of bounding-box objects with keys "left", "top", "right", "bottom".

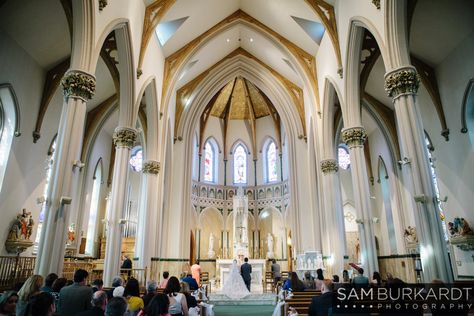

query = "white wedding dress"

[{"left": 221, "top": 261, "right": 250, "bottom": 299}]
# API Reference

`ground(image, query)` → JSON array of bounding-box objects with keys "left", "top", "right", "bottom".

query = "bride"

[{"left": 221, "top": 259, "right": 250, "bottom": 299}]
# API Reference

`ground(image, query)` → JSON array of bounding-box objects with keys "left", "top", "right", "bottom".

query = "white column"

[
  {"left": 341, "top": 127, "right": 378, "bottom": 276},
  {"left": 36, "top": 70, "right": 95, "bottom": 276},
  {"left": 135, "top": 160, "right": 160, "bottom": 269},
  {"left": 103, "top": 127, "right": 137, "bottom": 286},
  {"left": 385, "top": 66, "right": 452, "bottom": 282},
  {"left": 320, "top": 159, "right": 346, "bottom": 275}
]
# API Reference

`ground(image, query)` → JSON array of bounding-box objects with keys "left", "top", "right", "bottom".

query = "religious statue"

[
  {"left": 5, "top": 209, "right": 34, "bottom": 253},
  {"left": 404, "top": 226, "right": 418, "bottom": 243},
  {"left": 232, "top": 186, "right": 249, "bottom": 258},
  {"left": 208, "top": 233, "right": 216, "bottom": 259},
  {"left": 448, "top": 217, "right": 473, "bottom": 237},
  {"left": 266, "top": 233, "right": 274, "bottom": 258}
]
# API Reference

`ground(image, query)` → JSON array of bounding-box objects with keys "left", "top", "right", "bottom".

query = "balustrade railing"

[{"left": 191, "top": 180, "right": 290, "bottom": 211}]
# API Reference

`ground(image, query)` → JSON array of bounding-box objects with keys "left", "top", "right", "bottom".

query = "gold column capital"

[
  {"left": 384, "top": 66, "right": 420, "bottom": 99},
  {"left": 142, "top": 160, "right": 160, "bottom": 174},
  {"left": 320, "top": 159, "right": 338, "bottom": 174},
  {"left": 341, "top": 126, "right": 367, "bottom": 148},
  {"left": 113, "top": 127, "right": 137, "bottom": 148},
  {"left": 61, "top": 70, "right": 96, "bottom": 101}
]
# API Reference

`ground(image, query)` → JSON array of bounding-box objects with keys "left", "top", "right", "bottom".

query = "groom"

[{"left": 240, "top": 257, "right": 252, "bottom": 291}]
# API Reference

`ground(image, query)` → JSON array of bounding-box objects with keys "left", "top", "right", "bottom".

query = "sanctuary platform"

[{"left": 208, "top": 293, "right": 276, "bottom": 306}]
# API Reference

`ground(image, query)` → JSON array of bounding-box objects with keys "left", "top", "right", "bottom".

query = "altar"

[{"left": 216, "top": 259, "right": 266, "bottom": 293}]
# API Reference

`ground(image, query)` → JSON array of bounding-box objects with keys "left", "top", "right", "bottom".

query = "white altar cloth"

[{"left": 216, "top": 259, "right": 266, "bottom": 293}]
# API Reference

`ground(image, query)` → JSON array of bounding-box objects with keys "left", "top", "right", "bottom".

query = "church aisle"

[{"left": 213, "top": 305, "right": 275, "bottom": 316}]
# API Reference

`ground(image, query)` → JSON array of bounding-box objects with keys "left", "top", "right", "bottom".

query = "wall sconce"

[
  {"left": 414, "top": 195, "right": 427, "bottom": 204},
  {"left": 60, "top": 196, "right": 72, "bottom": 205},
  {"left": 119, "top": 218, "right": 128, "bottom": 225},
  {"left": 72, "top": 160, "right": 85, "bottom": 170},
  {"left": 398, "top": 157, "right": 411, "bottom": 166}
]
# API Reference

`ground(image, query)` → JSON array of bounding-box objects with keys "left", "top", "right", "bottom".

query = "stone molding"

[
  {"left": 320, "top": 159, "right": 338, "bottom": 174},
  {"left": 384, "top": 66, "right": 420, "bottom": 99},
  {"left": 99, "top": 0, "right": 108, "bottom": 11},
  {"left": 341, "top": 127, "right": 367, "bottom": 148},
  {"left": 61, "top": 70, "right": 96, "bottom": 101},
  {"left": 113, "top": 127, "right": 137, "bottom": 148},
  {"left": 142, "top": 160, "right": 160, "bottom": 174}
]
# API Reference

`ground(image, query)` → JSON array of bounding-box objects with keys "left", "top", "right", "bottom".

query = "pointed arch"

[
  {"left": 262, "top": 137, "right": 279, "bottom": 183},
  {"left": 203, "top": 137, "right": 219, "bottom": 183},
  {"left": 231, "top": 140, "right": 249, "bottom": 185}
]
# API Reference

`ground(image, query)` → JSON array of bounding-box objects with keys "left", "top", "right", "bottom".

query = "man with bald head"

[{"left": 77, "top": 290, "right": 108, "bottom": 316}]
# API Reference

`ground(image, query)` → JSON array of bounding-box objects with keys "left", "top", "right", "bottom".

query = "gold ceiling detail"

[
  {"left": 175, "top": 48, "right": 306, "bottom": 139},
  {"left": 304, "top": 0, "right": 342, "bottom": 77},
  {"left": 164, "top": 9, "right": 320, "bottom": 122},
  {"left": 137, "top": 0, "right": 177, "bottom": 76}
]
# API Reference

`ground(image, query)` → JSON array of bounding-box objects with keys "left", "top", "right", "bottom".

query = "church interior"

[{"left": 1, "top": 0, "right": 474, "bottom": 313}]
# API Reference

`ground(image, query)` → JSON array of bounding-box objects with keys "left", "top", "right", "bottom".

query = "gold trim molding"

[
  {"left": 61, "top": 70, "right": 96, "bottom": 101},
  {"left": 163, "top": 10, "right": 320, "bottom": 116},
  {"left": 304, "top": 0, "right": 343, "bottom": 77},
  {"left": 113, "top": 127, "right": 137, "bottom": 148},
  {"left": 142, "top": 160, "right": 160, "bottom": 174},
  {"left": 341, "top": 126, "right": 367, "bottom": 148},
  {"left": 384, "top": 67, "right": 420, "bottom": 99},
  {"left": 320, "top": 159, "right": 338, "bottom": 174}
]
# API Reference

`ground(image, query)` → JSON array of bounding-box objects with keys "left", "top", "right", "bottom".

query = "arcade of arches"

[{"left": 0, "top": 0, "right": 473, "bottom": 287}]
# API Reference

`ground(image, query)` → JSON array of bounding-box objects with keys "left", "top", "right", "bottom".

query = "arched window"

[
  {"left": 265, "top": 140, "right": 278, "bottom": 183},
  {"left": 233, "top": 143, "right": 247, "bottom": 184},
  {"left": 203, "top": 139, "right": 219, "bottom": 183},
  {"left": 129, "top": 146, "right": 143, "bottom": 172},
  {"left": 85, "top": 159, "right": 102, "bottom": 256},
  {"left": 425, "top": 133, "right": 448, "bottom": 240},
  {"left": 338, "top": 144, "right": 350, "bottom": 170},
  {"left": 33, "top": 135, "right": 57, "bottom": 254},
  {"left": 0, "top": 85, "right": 20, "bottom": 193}
]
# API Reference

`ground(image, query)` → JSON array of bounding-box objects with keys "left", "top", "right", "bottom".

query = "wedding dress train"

[{"left": 221, "top": 261, "right": 250, "bottom": 299}]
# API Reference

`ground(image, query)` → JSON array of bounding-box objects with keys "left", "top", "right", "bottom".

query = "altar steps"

[{"left": 208, "top": 293, "right": 276, "bottom": 306}]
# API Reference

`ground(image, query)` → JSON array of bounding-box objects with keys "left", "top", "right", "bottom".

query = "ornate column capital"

[
  {"left": 113, "top": 126, "right": 137, "bottom": 148},
  {"left": 142, "top": 160, "right": 160, "bottom": 175},
  {"left": 341, "top": 126, "right": 367, "bottom": 148},
  {"left": 61, "top": 70, "right": 96, "bottom": 101},
  {"left": 320, "top": 159, "right": 338, "bottom": 174},
  {"left": 384, "top": 66, "right": 420, "bottom": 99}
]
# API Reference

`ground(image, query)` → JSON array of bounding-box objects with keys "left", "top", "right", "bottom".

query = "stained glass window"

[
  {"left": 129, "top": 146, "right": 143, "bottom": 172},
  {"left": 338, "top": 145, "right": 350, "bottom": 170},
  {"left": 204, "top": 141, "right": 214, "bottom": 182},
  {"left": 234, "top": 144, "right": 247, "bottom": 184},
  {"left": 266, "top": 141, "right": 278, "bottom": 182}
]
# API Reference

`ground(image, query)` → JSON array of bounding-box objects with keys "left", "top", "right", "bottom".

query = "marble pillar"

[
  {"left": 341, "top": 127, "right": 378, "bottom": 276},
  {"left": 320, "top": 158, "right": 346, "bottom": 274},
  {"left": 103, "top": 126, "right": 137, "bottom": 286},
  {"left": 385, "top": 66, "right": 452, "bottom": 282},
  {"left": 36, "top": 70, "right": 95, "bottom": 276}
]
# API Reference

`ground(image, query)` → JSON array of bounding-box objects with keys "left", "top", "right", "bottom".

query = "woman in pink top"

[
  {"left": 190, "top": 261, "right": 201, "bottom": 285},
  {"left": 159, "top": 271, "right": 170, "bottom": 289}
]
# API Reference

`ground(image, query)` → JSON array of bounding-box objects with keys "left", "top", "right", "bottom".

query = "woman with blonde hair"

[{"left": 16, "top": 275, "right": 43, "bottom": 316}]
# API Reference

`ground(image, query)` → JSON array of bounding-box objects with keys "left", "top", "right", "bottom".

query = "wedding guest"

[
  {"left": 190, "top": 262, "right": 201, "bottom": 286},
  {"left": 164, "top": 277, "right": 188, "bottom": 316},
  {"left": 271, "top": 259, "right": 281, "bottom": 287},
  {"left": 77, "top": 290, "right": 108, "bottom": 316},
  {"left": 181, "top": 274, "right": 198, "bottom": 291},
  {"left": 332, "top": 275, "right": 340, "bottom": 283},
  {"left": 0, "top": 291, "right": 18, "bottom": 316},
  {"left": 314, "top": 269, "right": 325, "bottom": 291},
  {"left": 308, "top": 280, "right": 334, "bottom": 316},
  {"left": 342, "top": 270, "right": 351, "bottom": 283},
  {"left": 105, "top": 297, "right": 127, "bottom": 316},
  {"left": 159, "top": 272, "right": 170, "bottom": 289},
  {"left": 283, "top": 272, "right": 305, "bottom": 292},
  {"left": 50, "top": 278, "right": 67, "bottom": 311},
  {"left": 58, "top": 269, "right": 93, "bottom": 315},
  {"left": 303, "top": 271, "right": 315, "bottom": 289},
  {"left": 352, "top": 268, "right": 369, "bottom": 287},
  {"left": 107, "top": 277, "right": 124, "bottom": 299},
  {"left": 16, "top": 275, "right": 43, "bottom": 316},
  {"left": 123, "top": 278, "right": 143, "bottom": 315},
  {"left": 372, "top": 271, "right": 382, "bottom": 286},
  {"left": 138, "top": 294, "right": 170, "bottom": 316},
  {"left": 180, "top": 282, "right": 197, "bottom": 309},
  {"left": 92, "top": 279, "right": 104, "bottom": 293},
  {"left": 40, "top": 274, "right": 58, "bottom": 293},
  {"left": 24, "top": 292, "right": 55, "bottom": 316},
  {"left": 143, "top": 281, "right": 158, "bottom": 308}
]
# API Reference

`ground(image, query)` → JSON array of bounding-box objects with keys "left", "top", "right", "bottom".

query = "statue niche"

[{"left": 5, "top": 209, "right": 35, "bottom": 254}]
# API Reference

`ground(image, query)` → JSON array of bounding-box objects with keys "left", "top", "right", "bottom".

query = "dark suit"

[
  {"left": 308, "top": 292, "right": 333, "bottom": 316},
  {"left": 240, "top": 262, "right": 252, "bottom": 291},
  {"left": 58, "top": 283, "right": 93, "bottom": 316},
  {"left": 76, "top": 306, "right": 105, "bottom": 316}
]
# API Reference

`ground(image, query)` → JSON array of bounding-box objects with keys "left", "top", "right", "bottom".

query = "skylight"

[
  {"left": 291, "top": 16, "right": 325, "bottom": 45},
  {"left": 155, "top": 16, "right": 188, "bottom": 46}
]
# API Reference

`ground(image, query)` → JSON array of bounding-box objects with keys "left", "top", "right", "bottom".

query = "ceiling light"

[
  {"left": 249, "top": 38, "right": 254, "bottom": 42},
  {"left": 226, "top": 38, "right": 230, "bottom": 43}
]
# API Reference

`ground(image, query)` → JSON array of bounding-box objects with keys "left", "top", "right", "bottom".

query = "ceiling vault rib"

[
  {"left": 222, "top": 78, "right": 237, "bottom": 160},
  {"left": 175, "top": 47, "right": 306, "bottom": 140},
  {"left": 137, "top": 0, "right": 177, "bottom": 77},
  {"left": 304, "top": 0, "right": 343, "bottom": 77},
  {"left": 162, "top": 9, "right": 319, "bottom": 120},
  {"left": 197, "top": 84, "right": 227, "bottom": 152},
  {"left": 243, "top": 79, "right": 258, "bottom": 160}
]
